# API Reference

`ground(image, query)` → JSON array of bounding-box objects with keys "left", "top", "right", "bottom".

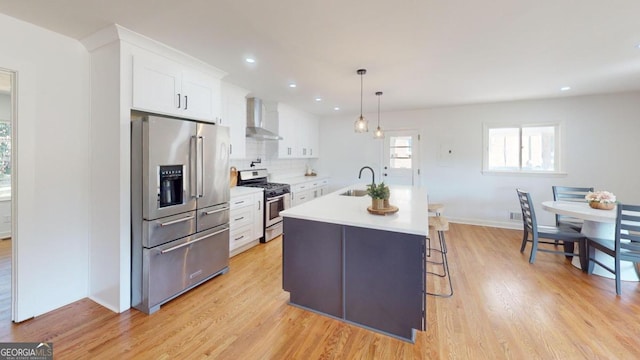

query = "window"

[
  {"left": 483, "top": 123, "right": 560, "bottom": 173},
  {"left": 389, "top": 136, "right": 412, "bottom": 169}
]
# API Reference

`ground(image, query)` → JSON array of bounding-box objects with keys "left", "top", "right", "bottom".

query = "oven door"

[{"left": 266, "top": 193, "right": 291, "bottom": 227}]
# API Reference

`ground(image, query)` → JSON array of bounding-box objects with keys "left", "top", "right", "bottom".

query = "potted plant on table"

[
  {"left": 585, "top": 190, "right": 617, "bottom": 210},
  {"left": 367, "top": 182, "right": 390, "bottom": 210}
]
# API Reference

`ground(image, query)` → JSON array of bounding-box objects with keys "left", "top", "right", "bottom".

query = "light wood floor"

[{"left": 1, "top": 224, "right": 640, "bottom": 359}]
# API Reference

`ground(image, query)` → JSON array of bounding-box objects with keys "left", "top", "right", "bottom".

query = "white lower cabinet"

[
  {"left": 290, "top": 177, "right": 331, "bottom": 207},
  {"left": 230, "top": 189, "right": 264, "bottom": 257}
]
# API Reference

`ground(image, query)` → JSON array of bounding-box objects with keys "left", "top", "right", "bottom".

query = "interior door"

[{"left": 382, "top": 130, "right": 420, "bottom": 186}]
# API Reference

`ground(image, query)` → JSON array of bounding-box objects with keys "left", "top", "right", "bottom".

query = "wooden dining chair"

[
  {"left": 516, "top": 189, "right": 586, "bottom": 264},
  {"left": 552, "top": 186, "right": 594, "bottom": 231},
  {"left": 586, "top": 204, "right": 640, "bottom": 295}
]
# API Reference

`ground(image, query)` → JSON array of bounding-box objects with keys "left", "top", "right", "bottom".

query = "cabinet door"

[
  {"left": 254, "top": 193, "right": 264, "bottom": 240},
  {"left": 307, "top": 117, "right": 320, "bottom": 158},
  {"left": 182, "top": 70, "right": 219, "bottom": 121},
  {"left": 223, "top": 83, "right": 248, "bottom": 159},
  {"left": 278, "top": 112, "right": 296, "bottom": 158},
  {"left": 293, "top": 189, "right": 312, "bottom": 206},
  {"left": 132, "top": 53, "right": 181, "bottom": 116}
]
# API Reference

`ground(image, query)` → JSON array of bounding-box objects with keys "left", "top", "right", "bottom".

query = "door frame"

[{"left": 0, "top": 67, "right": 16, "bottom": 321}]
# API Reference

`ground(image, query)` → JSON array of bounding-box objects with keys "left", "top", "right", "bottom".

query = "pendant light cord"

[
  {"left": 377, "top": 93, "right": 380, "bottom": 127},
  {"left": 360, "top": 73, "right": 363, "bottom": 118}
]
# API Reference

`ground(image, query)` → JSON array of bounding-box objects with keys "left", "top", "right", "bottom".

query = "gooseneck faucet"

[{"left": 358, "top": 166, "right": 375, "bottom": 185}]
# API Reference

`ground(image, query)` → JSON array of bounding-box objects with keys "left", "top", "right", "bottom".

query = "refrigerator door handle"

[
  {"left": 199, "top": 135, "right": 205, "bottom": 198},
  {"left": 190, "top": 135, "right": 198, "bottom": 199}
]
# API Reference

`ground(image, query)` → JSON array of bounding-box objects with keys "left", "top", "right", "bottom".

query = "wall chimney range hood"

[{"left": 246, "top": 97, "right": 282, "bottom": 140}]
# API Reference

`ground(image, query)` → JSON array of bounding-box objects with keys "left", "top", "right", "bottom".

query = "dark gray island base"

[{"left": 282, "top": 217, "right": 426, "bottom": 342}]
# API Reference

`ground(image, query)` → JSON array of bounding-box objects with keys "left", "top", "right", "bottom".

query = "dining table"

[{"left": 541, "top": 200, "right": 639, "bottom": 281}]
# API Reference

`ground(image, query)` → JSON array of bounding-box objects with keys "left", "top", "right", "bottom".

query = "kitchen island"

[{"left": 281, "top": 184, "right": 428, "bottom": 342}]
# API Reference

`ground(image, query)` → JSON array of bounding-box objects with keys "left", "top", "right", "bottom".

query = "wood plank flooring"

[{"left": 1, "top": 224, "right": 640, "bottom": 359}]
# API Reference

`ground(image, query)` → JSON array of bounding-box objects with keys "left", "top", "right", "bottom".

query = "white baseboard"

[
  {"left": 88, "top": 295, "right": 122, "bottom": 313},
  {"left": 446, "top": 217, "right": 522, "bottom": 231},
  {"left": 0, "top": 231, "right": 11, "bottom": 239}
]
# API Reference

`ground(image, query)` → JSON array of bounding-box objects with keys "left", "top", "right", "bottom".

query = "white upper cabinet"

[
  {"left": 277, "top": 106, "right": 298, "bottom": 158},
  {"left": 221, "top": 82, "right": 249, "bottom": 159},
  {"left": 266, "top": 103, "right": 319, "bottom": 159},
  {"left": 132, "top": 49, "right": 221, "bottom": 122},
  {"left": 299, "top": 116, "right": 319, "bottom": 158}
]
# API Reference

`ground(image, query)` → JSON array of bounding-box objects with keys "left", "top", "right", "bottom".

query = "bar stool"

[
  {"left": 428, "top": 203, "right": 445, "bottom": 216},
  {"left": 426, "top": 215, "right": 453, "bottom": 297}
]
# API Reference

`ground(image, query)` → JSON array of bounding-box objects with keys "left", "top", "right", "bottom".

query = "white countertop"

[
  {"left": 230, "top": 186, "right": 263, "bottom": 197},
  {"left": 281, "top": 184, "right": 428, "bottom": 236},
  {"left": 271, "top": 174, "right": 329, "bottom": 185}
]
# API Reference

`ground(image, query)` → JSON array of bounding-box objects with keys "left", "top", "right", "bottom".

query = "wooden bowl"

[{"left": 589, "top": 201, "right": 615, "bottom": 210}]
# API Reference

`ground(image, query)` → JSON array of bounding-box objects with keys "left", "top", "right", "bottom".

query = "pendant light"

[
  {"left": 354, "top": 69, "right": 368, "bottom": 133},
  {"left": 373, "top": 91, "right": 384, "bottom": 139}
]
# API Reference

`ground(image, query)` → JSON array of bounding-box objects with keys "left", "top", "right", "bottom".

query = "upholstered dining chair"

[
  {"left": 552, "top": 186, "right": 594, "bottom": 231},
  {"left": 516, "top": 189, "right": 585, "bottom": 264},
  {"left": 586, "top": 203, "right": 640, "bottom": 295}
]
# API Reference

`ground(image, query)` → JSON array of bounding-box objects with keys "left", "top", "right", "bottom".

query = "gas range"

[
  {"left": 236, "top": 168, "right": 291, "bottom": 242},
  {"left": 236, "top": 169, "right": 291, "bottom": 197},
  {"left": 240, "top": 182, "right": 290, "bottom": 197}
]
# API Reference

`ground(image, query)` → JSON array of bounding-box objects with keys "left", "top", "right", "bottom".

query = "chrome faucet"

[{"left": 358, "top": 166, "right": 375, "bottom": 185}]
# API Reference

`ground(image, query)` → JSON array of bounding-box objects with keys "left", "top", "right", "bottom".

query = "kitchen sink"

[{"left": 339, "top": 189, "right": 368, "bottom": 197}]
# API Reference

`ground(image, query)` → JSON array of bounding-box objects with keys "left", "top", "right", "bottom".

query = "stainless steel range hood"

[{"left": 246, "top": 97, "right": 283, "bottom": 140}]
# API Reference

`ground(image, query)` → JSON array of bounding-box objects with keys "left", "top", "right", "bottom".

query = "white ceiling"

[{"left": 1, "top": 0, "right": 640, "bottom": 116}]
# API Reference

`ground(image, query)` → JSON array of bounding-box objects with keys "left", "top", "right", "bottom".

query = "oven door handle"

[
  {"left": 267, "top": 194, "right": 288, "bottom": 204},
  {"left": 160, "top": 227, "right": 229, "bottom": 254}
]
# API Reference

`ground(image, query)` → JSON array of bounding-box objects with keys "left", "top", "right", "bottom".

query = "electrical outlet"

[{"left": 509, "top": 212, "right": 522, "bottom": 221}]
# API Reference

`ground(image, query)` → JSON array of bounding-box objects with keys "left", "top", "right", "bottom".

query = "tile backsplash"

[{"left": 230, "top": 139, "right": 318, "bottom": 181}]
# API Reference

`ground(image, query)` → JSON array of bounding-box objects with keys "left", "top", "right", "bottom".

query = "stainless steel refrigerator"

[{"left": 131, "top": 112, "right": 230, "bottom": 314}]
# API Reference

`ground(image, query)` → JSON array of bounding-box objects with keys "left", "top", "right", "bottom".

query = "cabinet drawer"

[
  {"left": 230, "top": 224, "right": 254, "bottom": 249},
  {"left": 230, "top": 205, "right": 253, "bottom": 228},
  {"left": 145, "top": 225, "right": 229, "bottom": 309},
  {"left": 231, "top": 194, "right": 254, "bottom": 209},
  {"left": 143, "top": 211, "right": 196, "bottom": 248},
  {"left": 292, "top": 182, "right": 311, "bottom": 192}
]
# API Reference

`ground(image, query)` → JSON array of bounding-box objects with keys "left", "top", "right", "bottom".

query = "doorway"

[
  {"left": 381, "top": 130, "right": 420, "bottom": 186},
  {"left": 0, "top": 69, "right": 13, "bottom": 322}
]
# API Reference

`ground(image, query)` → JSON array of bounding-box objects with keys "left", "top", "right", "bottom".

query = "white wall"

[
  {"left": 0, "top": 13, "right": 90, "bottom": 321},
  {"left": 317, "top": 92, "right": 640, "bottom": 228}
]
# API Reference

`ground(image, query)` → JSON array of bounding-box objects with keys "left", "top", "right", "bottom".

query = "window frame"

[{"left": 482, "top": 122, "right": 565, "bottom": 176}]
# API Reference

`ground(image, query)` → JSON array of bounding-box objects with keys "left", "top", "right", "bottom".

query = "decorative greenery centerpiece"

[
  {"left": 585, "top": 190, "right": 617, "bottom": 210},
  {"left": 367, "top": 182, "right": 390, "bottom": 210}
]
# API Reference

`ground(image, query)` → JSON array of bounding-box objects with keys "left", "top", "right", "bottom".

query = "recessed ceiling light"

[
  {"left": 245, "top": 58, "right": 255, "bottom": 64},
  {"left": 333, "top": 107, "right": 340, "bottom": 111},
  {"left": 560, "top": 86, "right": 571, "bottom": 91},
  {"left": 315, "top": 98, "right": 322, "bottom": 102},
  {"left": 289, "top": 83, "right": 297, "bottom": 88}
]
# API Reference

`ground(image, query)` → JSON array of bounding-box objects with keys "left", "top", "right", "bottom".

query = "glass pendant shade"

[
  {"left": 355, "top": 115, "right": 368, "bottom": 133},
  {"left": 373, "top": 126, "right": 384, "bottom": 139},
  {"left": 354, "top": 69, "right": 368, "bottom": 133},
  {"left": 373, "top": 91, "right": 384, "bottom": 139}
]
